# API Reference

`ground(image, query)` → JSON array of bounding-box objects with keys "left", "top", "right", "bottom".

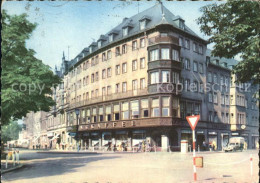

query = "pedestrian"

[
  {"left": 202, "top": 141, "right": 206, "bottom": 151},
  {"left": 113, "top": 144, "right": 117, "bottom": 152},
  {"left": 137, "top": 142, "right": 142, "bottom": 152},
  {"left": 50, "top": 141, "right": 52, "bottom": 149}
]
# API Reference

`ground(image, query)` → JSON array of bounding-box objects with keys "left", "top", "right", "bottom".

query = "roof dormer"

[
  {"left": 108, "top": 30, "right": 119, "bottom": 42},
  {"left": 122, "top": 21, "right": 134, "bottom": 36},
  {"left": 139, "top": 16, "right": 151, "bottom": 30},
  {"left": 97, "top": 35, "right": 107, "bottom": 48},
  {"left": 89, "top": 42, "right": 97, "bottom": 53},
  {"left": 173, "top": 16, "right": 185, "bottom": 30}
]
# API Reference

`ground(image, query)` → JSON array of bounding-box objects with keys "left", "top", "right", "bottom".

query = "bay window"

[
  {"left": 151, "top": 71, "right": 159, "bottom": 84},
  {"left": 162, "top": 71, "right": 170, "bottom": 83},
  {"left": 161, "top": 48, "right": 170, "bottom": 59},
  {"left": 150, "top": 49, "right": 159, "bottom": 61},
  {"left": 172, "top": 49, "right": 179, "bottom": 61}
]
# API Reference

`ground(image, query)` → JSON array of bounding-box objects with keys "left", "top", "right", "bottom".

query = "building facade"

[{"left": 24, "top": 3, "right": 259, "bottom": 151}]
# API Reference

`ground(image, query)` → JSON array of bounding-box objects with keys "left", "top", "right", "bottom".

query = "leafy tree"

[
  {"left": 197, "top": 0, "right": 260, "bottom": 84},
  {"left": 1, "top": 10, "right": 61, "bottom": 125},
  {"left": 1, "top": 121, "right": 22, "bottom": 143}
]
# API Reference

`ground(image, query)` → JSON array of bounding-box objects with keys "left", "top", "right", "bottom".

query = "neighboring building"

[{"left": 24, "top": 3, "right": 259, "bottom": 151}]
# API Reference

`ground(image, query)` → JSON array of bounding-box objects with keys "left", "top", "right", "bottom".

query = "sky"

[{"left": 2, "top": 1, "right": 222, "bottom": 71}]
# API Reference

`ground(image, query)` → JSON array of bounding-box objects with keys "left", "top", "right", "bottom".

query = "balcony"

[
  {"left": 148, "top": 35, "right": 179, "bottom": 46},
  {"left": 69, "top": 88, "right": 148, "bottom": 109}
]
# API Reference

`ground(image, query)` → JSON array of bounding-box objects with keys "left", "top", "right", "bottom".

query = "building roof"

[
  {"left": 206, "top": 49, "right": 239, "bottom": 69},
  {"left": 67, "top": 3, "right": 205, "bottom": 70}
]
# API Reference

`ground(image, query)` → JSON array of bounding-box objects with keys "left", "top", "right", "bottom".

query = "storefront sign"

[
  {"left": 241, "top": 133, "right": 248, "bottom": 136},
  {"left": 221, "top": 133, "right": 229, "bottom": 136},
  {"left": 197, "top": 131, "right": 204, "bottom": 134},
  {"left": 232, "top": 133, "right": 239, "bottom": 136},
  {"left": 252, "top": 134, "right": 259, "bottom": 137},
  {"left": 208, "top": 131, "right": 217, "bottom": 135}
]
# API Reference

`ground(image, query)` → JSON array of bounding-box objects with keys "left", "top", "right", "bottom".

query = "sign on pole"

[
  {"left": 186, "top": 115, "right": 200, "bottom": 181},
  {"left": 186, "top": 115, "right": 200, "bottom": 130}
]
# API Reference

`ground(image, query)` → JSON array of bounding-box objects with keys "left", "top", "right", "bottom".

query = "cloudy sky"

[{"left": 3, "top": 1, "right": 221, "bottom": 71}]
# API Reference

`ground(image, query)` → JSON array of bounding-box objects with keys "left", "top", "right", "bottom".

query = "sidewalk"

[{"left": 1, "top": 163, "right": 24, "bottom": 174}]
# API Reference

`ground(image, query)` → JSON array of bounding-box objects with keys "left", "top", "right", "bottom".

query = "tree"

[
  {"left": 1, "top": 121, "right": 22, "bottom": 143},
  {"left": 197, "top": 0, "right": 260, "bottom": 84},
  {"left": 1, "top": 10, "right": 61, "bottom": 125}
]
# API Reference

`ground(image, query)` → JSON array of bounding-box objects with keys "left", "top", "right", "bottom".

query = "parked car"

[{"left": 224, "top": 137, "right": 244, "bottom": 152}]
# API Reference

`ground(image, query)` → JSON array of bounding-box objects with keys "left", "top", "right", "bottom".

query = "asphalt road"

[{"left": 1, "top": 149, "right": 259, "bottom": 183}]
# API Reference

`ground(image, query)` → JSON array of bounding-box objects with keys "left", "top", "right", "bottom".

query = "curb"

[
  {"left": 36, "top": 151, "right": 99, "bottom": 154},
  {"left": 1, "top": 164, "right": 24, "bottom": 174}
]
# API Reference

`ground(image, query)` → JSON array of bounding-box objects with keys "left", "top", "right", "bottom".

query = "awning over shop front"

[
  {"left": 33, "top": 135, "right": 41, "bottom": 142},
  {"left": 68, "top": 132, "right": 76, "bottom": 137},
  {"left": 47, "top": 132, "right": 54, "bottom": 138},
  {"left": 51, "top": 134, "right": 60, "bottom": 141}
]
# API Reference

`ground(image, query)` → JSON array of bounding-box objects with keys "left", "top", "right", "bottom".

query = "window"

[
  {"left": 99, "top": 106, "right": 104, "bottom": 122},
  {"left": 91, "top": 74, "right": 95, "bottom": 83},
  {"left": 193, "top": 42, "right": 197, "bottom": 52},
  {"left": 102, "top": 87, "right": 106, "bottom": 96},
  {"left": 226, "top": 113, "right": 229, "bottom": 124},
  {"left": 172, "top": 72, "right": 179, "bottom": 84},
  {"left": 186, "top": 102, "right": 192, "bottom": 116},
  {"left": 193, "top": 61, "right": 198, "bottom": 72},
  {"left": 102, "top": 69, "right": 106, "bottom": 79},
  {"left": 213, "top": 74, "right": 218, "bottom": 83},
  {"left": 198, "top": 63, "right": 203, "bottom": 73},
  {"left": 132, "top": 60, "right": 137, "bottom": 71},
  {"left": 220, "top": 75, "right": 224, "bottom": 85},
  {"left": 185, "top": 59, "right": 190, "bottom": 70},
  {"left": 89, "top": 47, "right": 92, "bottom": 53},
  {"left": 199, "top": 82, "right": 203, "bottom": 93},
  {"left": 162, "top": 97, "right": 170, "bottom": 117},
  {"left": 123, "top": 27, "right": 128, "bottom": 36},
  {"left": 209, "top": 111, "right": 213, "bottom": 122},
  {"left": 131, "top": 100, "right": 139, "bottom": 119},
  {"left": 115, "top": 83, "right": 120, "bottom": 93},
  {"left": 92, "top": 107, "right": 97, "bottom": 123},
  {"left": 86, "top": 76, "right": 89, "bottom": 85},
  {"left": 199, "top": 45, "right": 203, "bottom": 54},
  {"left": 107, "top": 50, "right": 112, "bottom": 59},
  {"left": 162, "top": 71, "right": 170, "bottom": 83},
  {"left": 192, "top": 81, "right": 198, "bottom": 92},
  {"left": 116, "top": 65, "right": 120, "bottom": 75},
  {"left": 122, "top": 82, "right": 127, "bottom": 92},
  {"left": 98, "top": 41, "right": 102, "bottom": 48},
  {"left": 140, "top": 58, "right": 145, "bottom": 69},
  {"left": 140, "top": 38, "right": 145, "bottom": 48},
  {"left": 225, "top": 95, "right": 229, "bottom": 105},
  {"left": 209, "top": 93, "right": 213, "bottom": 102},
  {"left": 91, "top": 58, "right": 95, "bottom": 66},
  {"left": 150, "top": 49, "right": 159, "bottom": 61},
  {"left": 95, "top": 89, "right": 99, "bottom": 97},
  {"left": 105, "top": 105, "right": 111, "bottom": 121},
  {"left": 140, "top": 78, "right": 146, "bottom": 89},
  {"left": 160, "top": 33, "right": 168, "bottom": 37},
  {"left": 184, "top": 79, "right": 190, "bottom": 91},
  {"left": 102, "top": 53, "right": 106, "bottom": 61},
  {"left": 122, "top": 101, "right": 129, "bottom": 120},
  {"left": 151, "top": 71, "right": 159, "bottom": 84},
  {"left": 132, "top": 41, "right": 137, "bottom": 50},
  {"left": 208, "top": 72, "right": 212, "bottom": 82},
  {"left": 109, "top": 34, "right": 113, "bottom": 42},
  {"left": 107, "top": 67, "right": 112, "bottom": 77},
  {"left": 86, "top": 109, "right": 91, "bottom": 123},
  {"left": 122, "top": 63, "right": 127, "bottom": 73},
  {"left": 116, "top": 47, "right": 120, "bottom": 56},
  {"left": 122, "top": 44, "right": 127, "bottom": 54},
  {"left": 221, "top": 94, "right": 225, "bottom": 105},
  {"left": 107, "top": 86, "right": 112, "bottom": 95},
  {"left": 141, "top": 99, "right": 149, "bottom": 117},
  {"left": 152, "top": 98, "right": 159, "bottom": 117},
  {"left": 140, "top": 20, "right": 146, "bottom": 30},
  {"left": 114, "top": 104, "right": 120, "bottom": 120},
  {"left": 95, "top": 72, "right": 99, "bottom": 81},
  {"left": 185, "top": 39, "right": 190, "bottom": 49},
  {"left": 214, "top": 112, "right": 218, "bottom": 123},
  {"left": 194, "top": 103, "right": 200, "bottom": 115},
  {"left": 132, "top": 80, "right": 138, "bottom": 90},
  {"left": 161, "top": 48, "right": 170, "bottom": 59},
  {"left": 95, "top": 56, "right": 99, "bottom": 65},
  {"left": 214, "top": 92, "right": 218, "bottom": 103},
  {"left": 172, "top": 49, "right": 179, "bottom": 61},
  {"left": 179, "top": 37, "right": 184, "bottom": 47}
]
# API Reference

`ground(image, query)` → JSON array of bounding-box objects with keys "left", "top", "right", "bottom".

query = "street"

[{"left": 1, "top": 150, "right": 259, "bottom": 183}]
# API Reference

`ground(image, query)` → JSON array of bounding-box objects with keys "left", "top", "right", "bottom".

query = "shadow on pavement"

[{"left": 2, "top": 153, "right": 119, "bottom": 182}]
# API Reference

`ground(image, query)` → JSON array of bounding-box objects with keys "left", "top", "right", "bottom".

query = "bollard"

[
  {"left": 12, "top": 151, "right": 16, "bottom": 166},
  {"left": 6, "top": 155, "right": 8, "bottom": 169},
  {"left": 250, "top": 154, "right": 253, "bottom": 177},
  {"left": 16, "top": 150, "right": 20, "bottom": 164}
]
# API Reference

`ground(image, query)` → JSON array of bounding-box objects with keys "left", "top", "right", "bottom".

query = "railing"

[
  {"left": 69, "top": 88, "right": 148, "bottom": 109},
  {"left": 148, "top": 35, "right": 179, "bottom": 46}
]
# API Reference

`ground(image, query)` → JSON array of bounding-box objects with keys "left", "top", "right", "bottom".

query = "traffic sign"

[{"left": 186, "top": 115, "right": 200, "bottom": 130}]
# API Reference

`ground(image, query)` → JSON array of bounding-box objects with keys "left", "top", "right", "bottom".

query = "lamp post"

[{"left": 75, "top": 108, "right": 80, "bottom": 152}]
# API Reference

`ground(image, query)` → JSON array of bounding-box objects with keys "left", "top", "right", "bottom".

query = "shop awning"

[
  {"left": 68, "top": 132, "right": 76, "bottom": 137},
  {"left": 51, "top": 134, "right": 60, "bottom": 141}
]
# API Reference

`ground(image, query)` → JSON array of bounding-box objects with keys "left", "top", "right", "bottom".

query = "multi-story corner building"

[{"left": 24, "top": 3, "right": 259, "bottom": 151}]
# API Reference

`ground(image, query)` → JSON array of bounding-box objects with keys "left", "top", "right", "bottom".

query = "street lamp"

[{"left": 75, "top": 108, "right": 80, "bottom": 152}]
